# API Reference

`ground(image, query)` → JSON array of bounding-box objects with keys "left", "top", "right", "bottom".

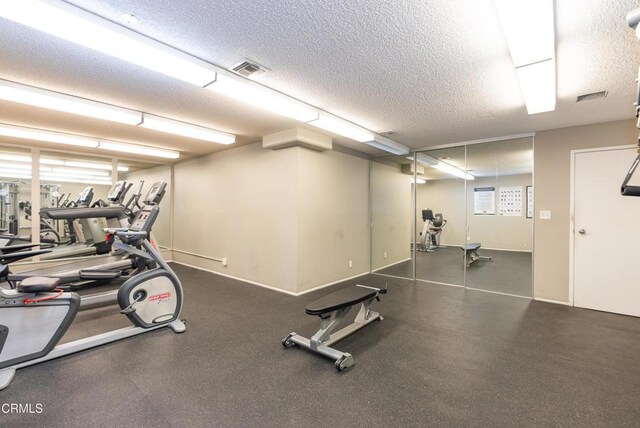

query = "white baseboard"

[
  {"left": 296, "top": 271, "right": 370, "bottom": 296},
  {"left": 171, "top": 260, "right": 299, "bottom": 296},
  {"left": 372, "top": 257, "right": 411, "bottom": 272},
  {"left": 171, "top": 260, "right": 369, "bottom": 297},
  {"left": 534, "top": 297, "right": 570, "bottom": 306}
]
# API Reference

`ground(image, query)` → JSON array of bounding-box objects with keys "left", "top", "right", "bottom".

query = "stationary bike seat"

[{"left": 17, "top": 276, "right": 61, "bottom": 293}]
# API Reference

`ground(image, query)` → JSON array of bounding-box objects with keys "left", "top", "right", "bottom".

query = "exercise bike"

[
  {"left": 0, "top": 198, "right": 186, "bottom": 390},
  {"left": 418, "top": 209, "right": 447, "bottom": 252}
]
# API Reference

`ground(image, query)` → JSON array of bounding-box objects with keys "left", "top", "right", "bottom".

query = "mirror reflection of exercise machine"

[{"left": 418, "top": 209, "right": 446, "bottom": 252}]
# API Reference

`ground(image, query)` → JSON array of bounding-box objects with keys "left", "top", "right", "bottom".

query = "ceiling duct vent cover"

[
  {"left": 576, "top": 91, "right": 608, "bottom": 102},
  {"left": 230, "top": 60, "right": 266, "bottom": 78}
]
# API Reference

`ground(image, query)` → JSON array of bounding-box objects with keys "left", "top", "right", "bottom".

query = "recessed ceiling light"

[{"left": 120, "top": 13, "right": 139, "bottom": 25}]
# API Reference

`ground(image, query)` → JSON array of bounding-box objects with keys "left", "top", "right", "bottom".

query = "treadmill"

[
  {"left": 7, "top": 181, "right": 167, "bottom": 291},
  {"left": 38, "top": 186, "right": 123, "bottom": 260}
]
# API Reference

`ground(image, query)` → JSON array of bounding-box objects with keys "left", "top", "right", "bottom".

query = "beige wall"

[
  {"left": 172, "top": 143, "right": 299, "bottom": 292},
  {"left": 371, "top": 159, "right": 412, "bottom": 270},
  {"left": 534, "top": 119, "right": 637, "bottom": 302},
  {"left": 297, "top": 148, "right": 370, "bottom": 291},
  {"left": 124, "top": 165, "right": 173, "bottom": 248},
  {"left": 171, "top": 142, "right": 371, "bottom": 294}
]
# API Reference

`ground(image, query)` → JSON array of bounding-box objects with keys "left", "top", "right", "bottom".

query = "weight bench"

[
  {"left": 463, "top": 243, "right": 492, "bottom": 267},
  {"left": 282, "top": 284, "right": 387, "bottom": 371}
]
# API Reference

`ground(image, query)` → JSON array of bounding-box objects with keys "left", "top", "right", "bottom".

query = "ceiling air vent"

[
  {"left": 381, "top": 130, "right": 398, "bottom": 136},
  {"left": 230, "top": 60, "right": 266, "bottom": 78},
  {"left": 576, "top": 91, "right": 608, "bottom": 103}
]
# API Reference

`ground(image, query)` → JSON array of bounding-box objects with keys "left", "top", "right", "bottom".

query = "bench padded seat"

[
  {"left": 306, "top": 286, "right": 384, "bottom": 316},
  {"left": 464, "top": 243, "right": 481, "bottom": 251},
  {"left": 17, "top": 276, "right": 61, "bottom": 293}
]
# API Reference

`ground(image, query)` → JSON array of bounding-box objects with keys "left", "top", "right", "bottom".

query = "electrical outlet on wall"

[
  {"left": 348, "top": 260, "right": 353, "bottom": 268},
  {"left": 222, "top": 257, "right": 228, "bottom": 267},
  {"left": 383, "top": 252, "right": 387, "bottom": 259}
]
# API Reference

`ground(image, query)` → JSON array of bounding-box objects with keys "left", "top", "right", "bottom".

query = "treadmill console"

[
  {"left": 143, "top": 182, "right": 166, "bottom": 206},
  {"left": 107, "top": 181, "right": 127, "bottom": 202},
  {"left": 77, "top": 186, "right": 94, "bottom": 206},
  {"left": 130, "top": 205, "right": 159, "bottom": 233}
]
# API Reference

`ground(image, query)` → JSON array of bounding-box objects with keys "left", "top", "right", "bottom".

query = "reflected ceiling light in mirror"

[
  {"left": 0, "top": 0, "right": 218, "bottom": 86},
  {"left": 411, "top": 177, "right": 427, "bottom": 184},
  {"left": 61, "top": 160, "right": 129, "bottom": 172},
  {"left": 433, "top": 161, "right": 475, "bottom": 180},
  {"left": 0, "top": 154, "right": 32, "bottom": 163},
  {"left": 0, "top": 79, "right": 142, "bottom": 125},
  {"left": 98, "top": 141, "right": 179, "bottom": 159},
  {"left": 0, "top": 123, "right": 179, "bottom": 159},
  {"left": 412, "top": 153, "right": 438, "bottom": 167}
]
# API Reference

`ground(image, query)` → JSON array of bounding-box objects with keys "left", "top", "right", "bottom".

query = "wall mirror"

[
  {"left": 414, "top": 146, "right": 467, "bottom": 287},
  {"left": 465, "top": 138, "right": 533, "bottom": 297}
]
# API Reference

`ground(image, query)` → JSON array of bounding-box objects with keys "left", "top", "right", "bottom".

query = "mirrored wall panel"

[
  {"left": 0, "top": 147, "right": 32, "bottom": 246},
  {"left": 38, "top": 151, "right": 117, "bottom": 261},
  {"left": 371, "top": 155, "right": 414, "bottom": 279},
  {"left": 414, "top": 146, "right": 467, "bottom": 286},
  {"left": 465, "top": 138, "right": 533, "bottom": 297}
]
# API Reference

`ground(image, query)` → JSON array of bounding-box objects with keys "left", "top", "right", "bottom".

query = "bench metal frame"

[
  {"left": 283, "top": 286, "right": 383, "bottom": 371},
  {"left": 464, "top": 244, "right": 492, "bottom": 267}
]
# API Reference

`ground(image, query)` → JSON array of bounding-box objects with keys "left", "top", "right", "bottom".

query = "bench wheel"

[
  {"left": 282, "top": 332, "right": 296, "bottom": 348},
  {"left": 335, "top": 354, "right": 354, "bottom": 371}
]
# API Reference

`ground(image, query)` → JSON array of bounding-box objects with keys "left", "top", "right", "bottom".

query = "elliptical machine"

[
  {"left": 418, "top": 209, "right": 447, "bottom": 252},
  {"left": 0, "top": 189, "right": 186, "bottom": 390}
]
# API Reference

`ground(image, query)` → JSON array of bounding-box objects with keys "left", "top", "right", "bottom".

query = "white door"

[{"left": 573, "top": 147, "right": 640, "bottom": 316}]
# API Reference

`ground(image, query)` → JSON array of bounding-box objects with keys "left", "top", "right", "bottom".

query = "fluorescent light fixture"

[
  {"left": 41, "top": 174, "right": 113, "bottom": 185},
  {"left": 0, "top": 123, "right": 98, "bottom": 148},
  {"left": 51, "top": 167, "right": 110, "bottom": 177},
  {"left": 0, "top": 79, "right": 142, "bottom": 125},
  {"left": 365, "top": 135, "right": 409, "bottom": 155},
  {"left": 39, "top": 158, "right": 65, "bottom": 166},
  {"left": 140, "top": 113, "right": 235, "bottom": 145},
  {"left": 0, "top": 154, "right": 31, "bottom": 163},
  {"left": 0, "top": 170, "right": 32, "bottom": 180},
  {"left": 0, "top": 123, "right": 179, "bottom": 159},
  {"left": 98, "top": 141, "right": 179, "bottom": 159},
  {"left": 0, "top": 0, "right": 218, "bottom": 86},
  {"left": 412, "top": 153, "right": 438, "bottom": 167},
  {"left": 412, "top": 177, "right": 427, "bottom": 184},
  {"left": 493, "top": 0, "right": 554, "bottom": 67},
  {"left": 433, "top": 161, "right": 475, "bottom": 180},
  {"left": 494, "top": 0, "right": 555, "bottom": 114},
  {"left": 515, "top": 59, "right": 556, "bottom": 114},
  {"left": 307, "top": 114, "right": 374, "bottom": 142},
  {"left": 62, "top": 160, "right": 129, "bottom": 172},
  {"left": 206, "top": 73, "right": 319, "bottom": 122}
]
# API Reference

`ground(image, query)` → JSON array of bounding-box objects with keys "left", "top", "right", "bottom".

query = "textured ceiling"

[{"left": 0, "top": 0, "right": 638, "bottom": 164}]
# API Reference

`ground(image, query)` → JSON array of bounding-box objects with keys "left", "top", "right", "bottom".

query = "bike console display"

[{"left": 130, "top": 205, "right": 159, "bottom": 233}]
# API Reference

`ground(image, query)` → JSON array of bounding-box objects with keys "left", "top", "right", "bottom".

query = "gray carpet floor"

[
  {"left": 3, "top": 264, "right": 640, "bottom": 427},
  {"left": 376, "top": 246, "right": 533, "bottom": 297}
]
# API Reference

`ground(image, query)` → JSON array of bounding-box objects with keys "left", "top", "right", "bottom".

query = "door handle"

[{"left": 578, "top": 229, "right": 586, "bottom": 235}]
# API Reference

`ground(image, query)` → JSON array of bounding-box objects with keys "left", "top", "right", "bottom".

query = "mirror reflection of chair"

[{"left": 418, "top": 209, "right": 447, "bottom": 252}]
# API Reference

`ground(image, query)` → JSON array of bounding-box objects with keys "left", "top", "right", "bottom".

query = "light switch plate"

[{"left": 539, "top": 210, "right": 551, "bottom": 220}]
